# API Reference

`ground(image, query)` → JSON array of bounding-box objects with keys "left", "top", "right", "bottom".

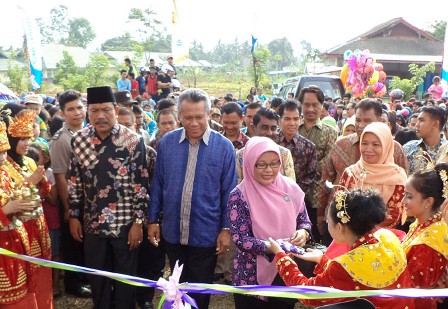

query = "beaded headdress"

[
  {"left": 0, "top": 120, "right": 10, "bottom": 152},
  {"left": 7, "top": 109, "right": 35, "bottom": 138},
  {"left": 326, "top": 180, "right": 351, "bottom": 223},
  {"left": 416, "top": 152, "right": 448, "bottom": 199}
]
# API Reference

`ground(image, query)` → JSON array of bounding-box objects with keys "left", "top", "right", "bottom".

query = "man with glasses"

[{"left": 235, "top": 107, "right": 296, "bottom": 183}]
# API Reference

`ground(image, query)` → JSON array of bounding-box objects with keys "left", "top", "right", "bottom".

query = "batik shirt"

[
  {"left": 298, "top": 119, "right": 338, "bottom": 208},
  {"left": 403, "top": 138, "right": 446, "bottom": 175},
  {"left": 223, "top": 131, "right": 250, "bottom": 150},
  {"left": 276, "top": 131, "right": 317, "bottom": 194},
  {"left": 68, "top": 123, "right": 149, "bottom": 238}
]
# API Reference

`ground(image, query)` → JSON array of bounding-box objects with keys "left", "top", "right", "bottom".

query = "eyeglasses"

[{"left": 255, "top": 161, "right": 281, "bottom": 169}]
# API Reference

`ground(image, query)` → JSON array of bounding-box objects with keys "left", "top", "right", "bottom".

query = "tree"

[
  {"left": 48, "top": 5, "right": 70, "bottom": 43},
  {"left": 101, "top": 33, "right": 138, "bottom": 51},
  {"left": 85, "top": 54, "right": 111, "bottom": 87},
  {"left": 249, "top": 45, "right": 271, "bottom": 88},
  {"left": 66, "top": 18, "right": 96, "bottom": 48},
  {"left": 389, "top": 62, "right": 436, "bottom": 100},
  {"left": 4, "top": 52, "right": 29, "bottom": 93},
  {"left": 298, "top": 40, "right": 321, "bottom": 73},
  {"left": 426, "top": 21, "right": 447, "bottom": 41},
  {"left": 267, "top": 37, "right": 296, "bottom": 69},
  {"left": 53, "top": 51, "right": 79, "bottom": 84}
]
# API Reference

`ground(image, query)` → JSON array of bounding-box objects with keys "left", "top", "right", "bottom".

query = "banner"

[
  {"left": 171, "top": 0, "right": 190, "bottom": 64},
  {"left": 442, "top": 24, "right": 448, "bottom": 95},
  {"left": 19, "top": 6, "right": 43, "bottom": 91}
]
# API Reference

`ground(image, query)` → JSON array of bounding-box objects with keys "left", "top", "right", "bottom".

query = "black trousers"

[
  {"left": 234, "top": 274, "right": 295, "bottom": 309},
  {"left": 165, "top": 242, "right": 217, "bottom": 309},
  {"left": 61, "top": 220, "right": 87, "bottom": 291},
  {"left": 84, "top": 233, "right": 138, "bottom": 309},
  {"left": 137, "top": 227, "right": 166, "bottom": 305}
]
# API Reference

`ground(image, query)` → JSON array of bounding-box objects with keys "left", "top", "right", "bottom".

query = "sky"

[{"left": 2, "top": 0, "right": 448, "bottom": 56}]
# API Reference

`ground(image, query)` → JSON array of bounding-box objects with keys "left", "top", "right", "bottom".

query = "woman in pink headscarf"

[{"left": 227, "top": 136, "right": 311, "bottom": 309}]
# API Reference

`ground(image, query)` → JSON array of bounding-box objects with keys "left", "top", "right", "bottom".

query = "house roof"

[
  {"left": 325, "top": 18, "right": 443, "bottom": 58},
  {"left": 41, "top": 44, "right": 92, "bottom": 69},
  {"left": 0, "top": 58, "right": 27, "bottom": 72}
]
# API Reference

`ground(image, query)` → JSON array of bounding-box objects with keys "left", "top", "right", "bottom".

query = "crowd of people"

[{"left": 0, "top": 72, "right": 447, "bottom": 309}]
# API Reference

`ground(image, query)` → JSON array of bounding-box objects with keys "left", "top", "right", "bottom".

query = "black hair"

[
  {"left": 48, "top": 106, "right": 61, "bottom": 118},
  {"left": 329, "top": 188, "right": 386, "bottom": 236},
  {"left": 246, "top": 94, "right": 254, "bottom": 100},
  {"left": 244, "top": 102, "right": 262, "bottom": 114},
  {"left": 325, "top": 97, "right": 333, "bottom": 102},
  {"left": 420, "top": 106, "right": 446, "bottom": 131},
  {"left": 287, "top": 92, "right": 295, "bottom": 98},
  {"left": 1, "top": 103, "right": 25, "bottom": 118},
  {"left": 298, "top": 85, "right": 324, "bottom": 104},
  {"left": 342, "top": 93, "right": 352, "bottom": 99},
  {"left": 26, "top": 147, "right": 40, "bottom": 167},
  {"left": 124, "top": 58, "right": 131, "bottom": 63},
  {"left": 221, "top": 102, "right": 243, "bottom": 117},
  {"left": 278, "top": 100, "right": 301, "bottom": 118},
  {"left": 270, "top": 97, "right": 284, "bottom": 108},
  {"left": 395, "top": 128, "right": 418, "bottom": 146},
  {"left": 48, "top": 116, "right": 64, "bottom": 137},
  {"left": 355, "top": 98, "right": 382, "bottom": 118},
  {"left": 58, "top": 90, "right": 82, "bottom": 111},
  {"left": 128, "top": 72, "right": 135, "bottom": 79},
  {"left": 39, "top": 109, "right": 50, "bottom": 124},
  {"left": 213, "top": 99, "right": 220, "bottom": 106},
  {"left": 131, "top": 104, "right": 143, "bottom": 115},
  {"left": 322, "top": 102, "right": 330, "bottom": 111},
  {"left": 396, "top": 114, "right": 406, "bottom": 127},
  {"left": 224, "top": 95, "right": 233, "bottom": 102},
  {"left": 387, "top": 111, "right": 398, "bottom": 135},
  {"left": 409, "top": 163, "right": 448, "bottom": 211},
  {"left": 120, "top": 69, "right": 127, "bottom": 74},
  {"left": 413, "top": 101, "right": 423, "bottom": 107},
  {"left": 157, "top": 98, "right": 176, "bottom": 111},
  {"left": 157, "top": 109, "right": 178, "bottom": 123},
  {"left": 43, "top": 103, "right": 53, "bottom": 111},
  {"left": 253, "top": 107, "right": 279, "bottom": 126}
]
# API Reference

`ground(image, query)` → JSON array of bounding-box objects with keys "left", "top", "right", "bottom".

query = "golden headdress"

[
  {"left": 7, "top": 109, "right": 35, "bottom": 138},
  {"left": 326, "top": 180, "right": 351, "bottom": 223},
  {"left": 0, "top": 121, "right": 10, "bottom": 152}
]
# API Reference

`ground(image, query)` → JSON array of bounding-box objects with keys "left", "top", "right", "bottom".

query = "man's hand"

[
  {"left": 216, "top": 229, "right": 231, "bottom": 255},
  {"left": 148, "top": 223, "right": 160, "bottom": 247},
  {"left": 290, "top": 229, "right": 308, "bottom": 247},
  {"left": 69, "top": 218, "right": 83, "bottom": 242},
  {"left": 128, "top": 222, "right": 143, "bottom": 250}
]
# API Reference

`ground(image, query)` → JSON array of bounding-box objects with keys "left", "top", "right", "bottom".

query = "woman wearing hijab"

[
  {"left": 2, "top": 109, "right": 53, "bottom": 308},
  {"left": 337, "top": 122, "right": 407, "bottom": 228},
  {"left": 227, "top": 136, "right": 311, "bottom": 309},
  {"left": 0, "top": 117, "right": 38, "bottom": 308}
]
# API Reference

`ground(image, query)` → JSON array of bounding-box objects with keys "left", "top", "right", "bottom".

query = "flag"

[
  {"left": 19, "top": 6, "right": 43, "bottom": 91},
  {"left": 442, "top": 26, "right": 448, "bottom": 94},
  {"left": 171, "top": 0, "right": 190, "bottom": 64},
  {"left": 251, "top": 35, "right": 257, "bottom": 53}
]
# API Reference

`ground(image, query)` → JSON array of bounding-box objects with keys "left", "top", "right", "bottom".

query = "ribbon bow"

[{"left": 157, "top": 261, "right": 197, "bottom": 309}]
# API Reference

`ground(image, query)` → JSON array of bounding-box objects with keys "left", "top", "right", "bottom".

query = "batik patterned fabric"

[{"left": 68, "top": 123, "right": 149, "bottom": 238}]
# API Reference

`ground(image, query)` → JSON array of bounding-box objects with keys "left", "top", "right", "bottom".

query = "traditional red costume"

[
  {"left": 275, "top": 229, "right": 415, "bottom": 309},
  {"left": 0, "top": 119, "right": 37, "bottom": 308},
  {"left": 402, "top": 212, "right": 448, "bottom": 308},
  {"left": 3, "top": 110, "right": 53, "bottom": 308}
]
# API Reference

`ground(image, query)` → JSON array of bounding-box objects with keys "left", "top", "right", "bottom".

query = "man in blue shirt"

[
  {"left": 117, "top": 69, "right": 131, "bottom": 91},
  {"left": 148, "top": 88, "right": 237, "bottom": 309}
]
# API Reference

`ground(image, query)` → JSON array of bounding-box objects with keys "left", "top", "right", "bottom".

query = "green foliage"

[
  {"left": 389, "top": 62, "right": 436, "bottom": 100},
  {"left": 37, "top": 5, "right": 96, "bottom": 48},
  {"left": 85, "top": 54, "right": 111, "bottom": 87},
  {"left": 426, "top": 21, "right": 447, "bottom": 41},
  {"left": 66, "top": 18, "right": 96, "bottom": 48},
  {"left": 101, "top": 33, "right": 137, "bottom": 51},
  {"left": 267, "top": 38, "right": 296, "bottom": 69},
  {"left": 53, "top": 52, "right": 112, "bottom": 92},
  {"left": 4, "top": 52, "right": 30, "bottom": 94},
  {"left": 248, "top": 46, "right": 272, "bottom": 88}
]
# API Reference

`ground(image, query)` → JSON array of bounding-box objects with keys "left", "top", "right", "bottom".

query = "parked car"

[{"left": 277, "top": 75, "right": 345, "bottom": 101}]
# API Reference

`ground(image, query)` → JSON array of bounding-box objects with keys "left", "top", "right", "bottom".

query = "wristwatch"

[{"left": 134, "top": 218, "right": 143, "bottom": 225}]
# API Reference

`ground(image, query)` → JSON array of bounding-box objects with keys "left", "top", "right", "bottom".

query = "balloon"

[
  {"left": 378, "top": 71, "right": 387, "bottom": 83},
  {"left": 369, "top": 71, "right": 379, "bottom": 84},
  {"left": 362, "top": 65, "right": 374, "bottom": 83},
  {"left": 354, "top": 49, "right": 361, "bottom": 57},
  {"left": 343, "top": 50, "right": 352, "bottom": 61},
  {"left": 347, "top": 54, "right": 358, "bottom": 71},
  {"left": 340, "top": 64, "right": 349, "bottom": 86},
  {"left": 375, "top": 86, "right": 387, "bottom": 98},
  {"left": 389, "top": 88, "right": 404, "bottom": 100},
  {"left": 365, "top": 57, "right": 374, "bottom": 67},
  {"left": 375, "top": 82, "right": 384, "bottom": 92},
  {"left": 375, "top": 63, "right": 384, "bottom": 72}
]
